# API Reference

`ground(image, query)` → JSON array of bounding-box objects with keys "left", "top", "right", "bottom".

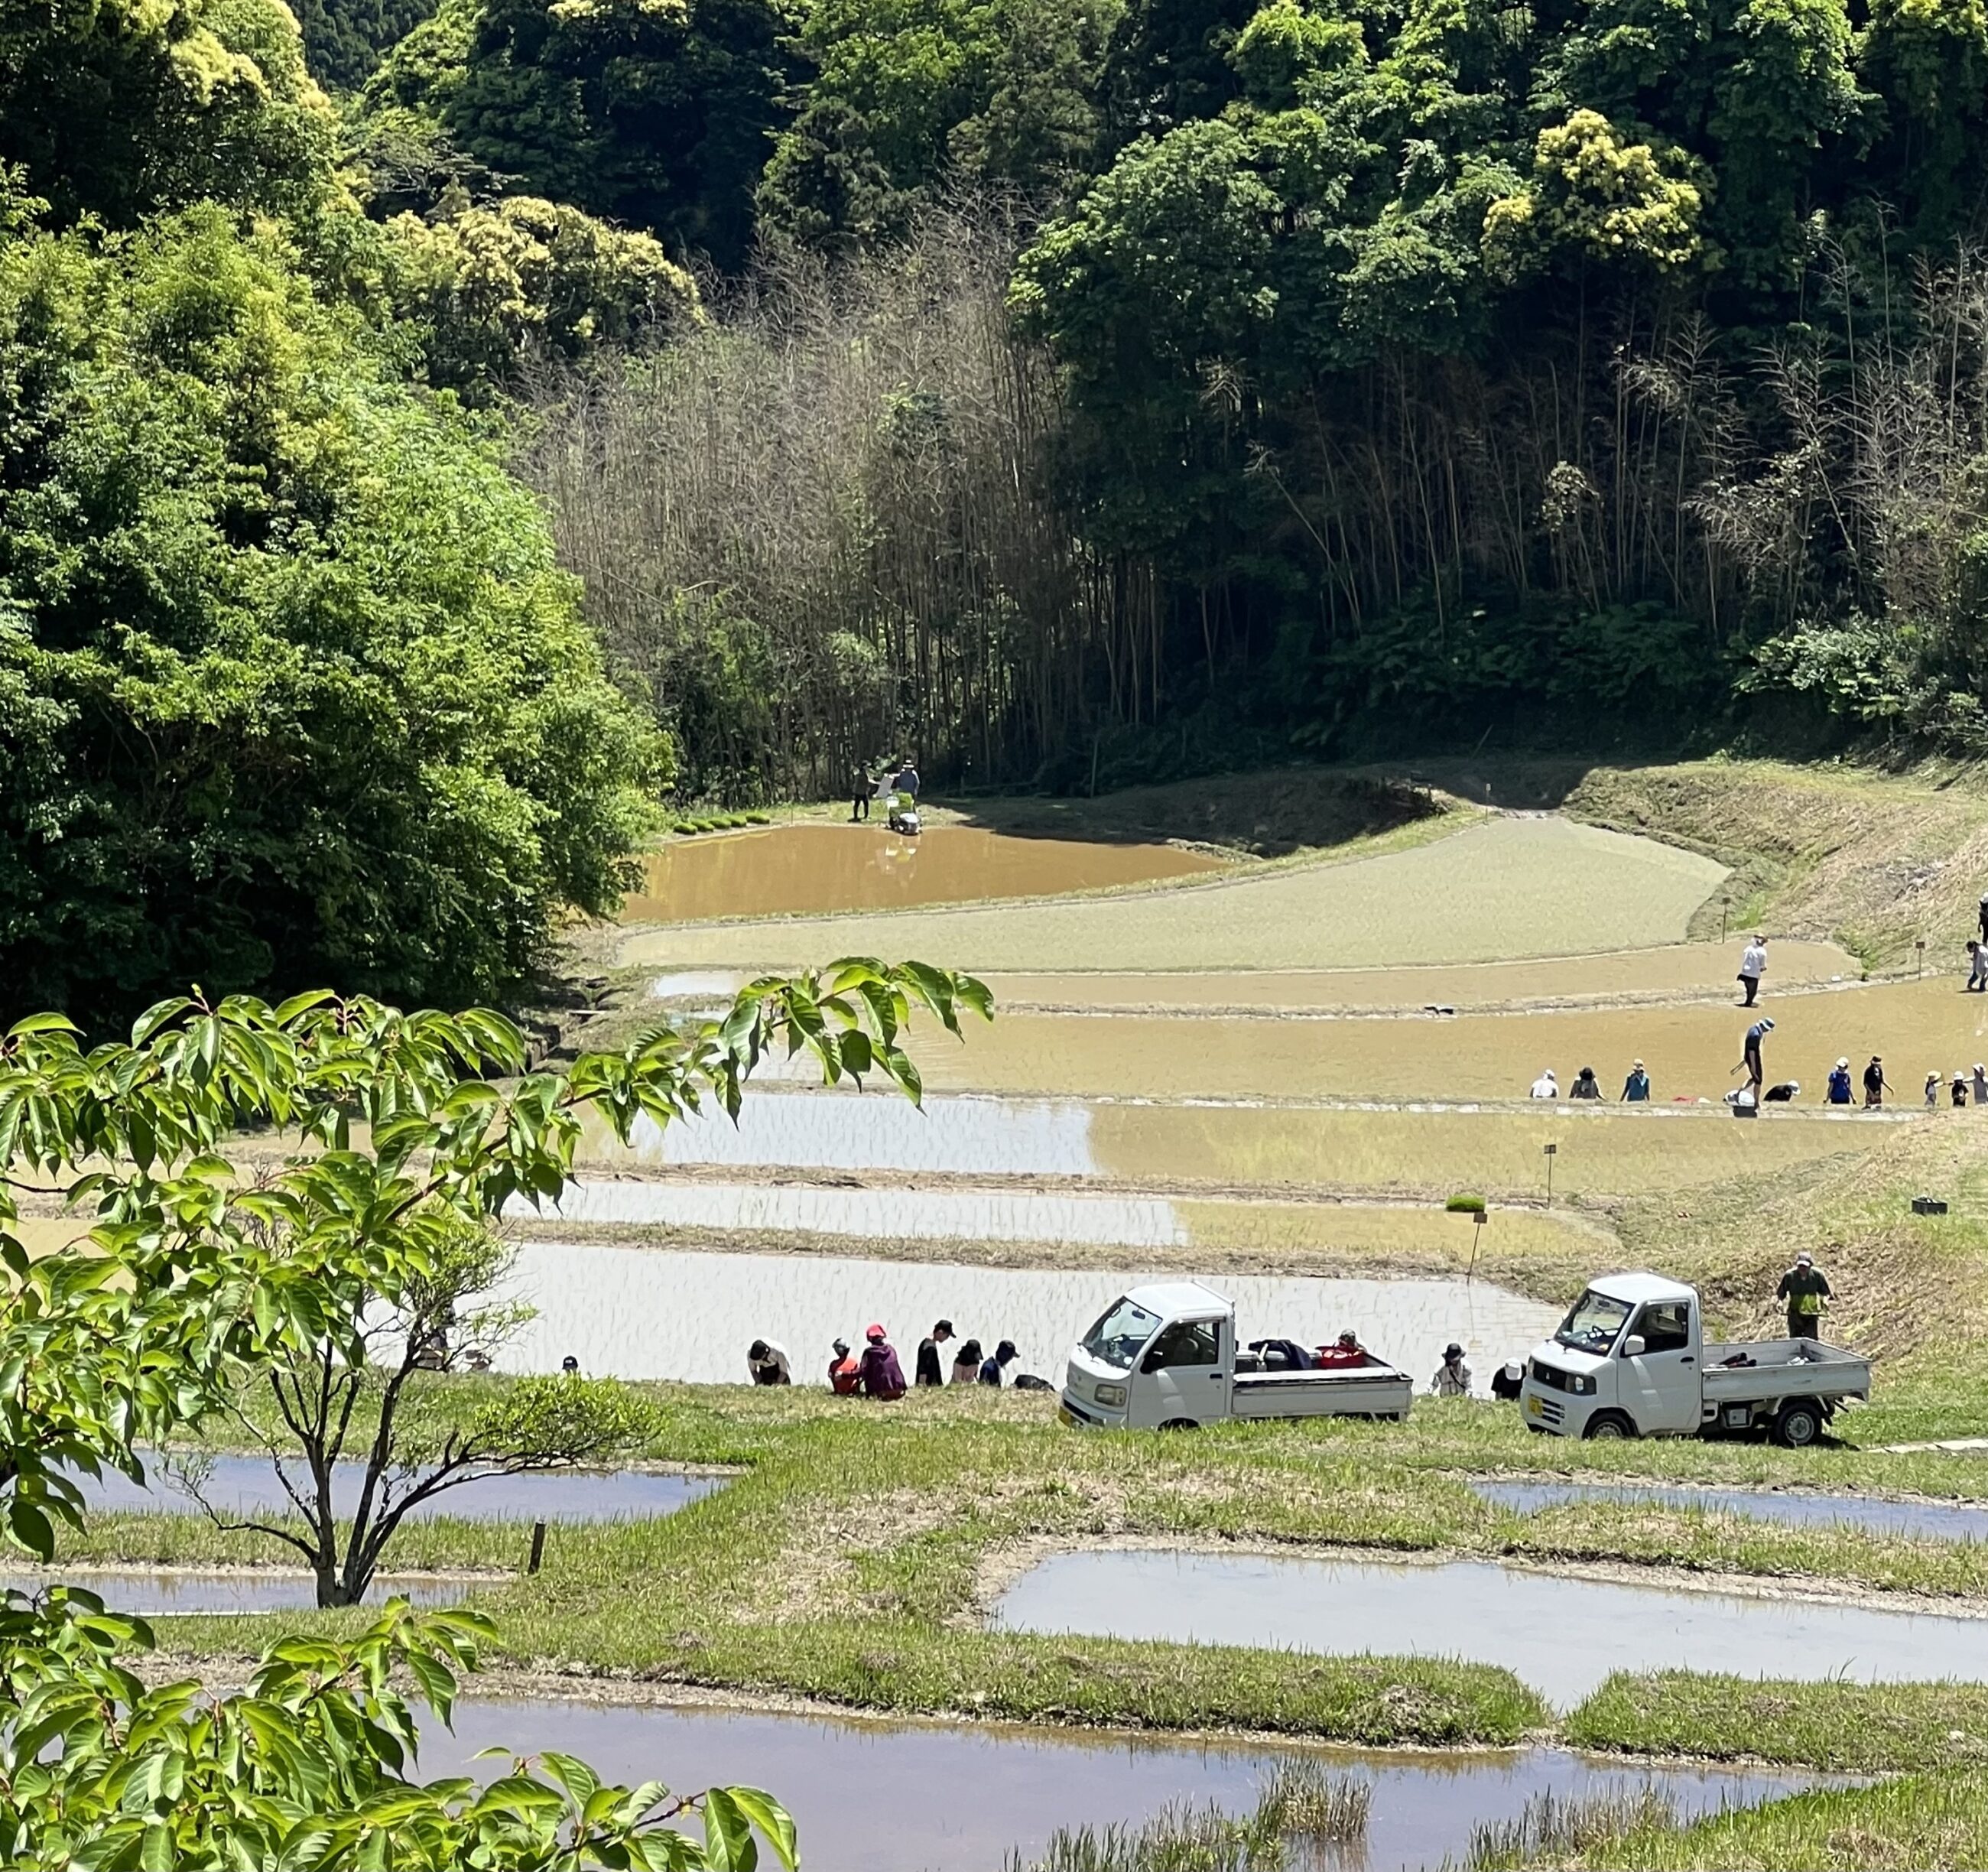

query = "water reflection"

[
  {"left": 622, "top": 824, "right": 1224, "bottom": 924},
  {"left": 495, "top": 1242, "right": 1558, "bottom": 1386},
  {"left": 993, "top": 1549, "right": 1988, "bottom": 1708},
  {"left": 1475, "top": 1477, "right": 1988, "bottom": 1542},
  {"left": 72, "top": 1456, "right": 720, "bottom": 1524},
  {"left": 429, "top": 1698, "right": 1839, "bottom": 1872},
  {"left": 0, "top": 1568, "right": 468, "bottom": 1614}
]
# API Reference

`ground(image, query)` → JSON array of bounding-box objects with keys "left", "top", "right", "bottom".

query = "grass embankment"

[{"left": 1564, "top": 758, "right": 1988, "bottom": 972}]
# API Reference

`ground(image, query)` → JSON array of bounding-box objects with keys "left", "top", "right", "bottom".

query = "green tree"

[
  {"left": 0, "top": 0, "right": 336, "bottom": 226},
  {"left": 0, "top": 960, "right": 987, "bottom": 1860},
  {"left": 369, "top": 0, "right": 794, "bottom": 267},
  {"left": 758, "top": 0, "right": 1119, "bottom": 251},
  {"left": 0, "top": 203, "right": 664, "bottom": 1032}
]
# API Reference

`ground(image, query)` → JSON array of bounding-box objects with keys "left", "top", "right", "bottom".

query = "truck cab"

[
  {"left": 1521, "top": 1269, "right": 1870, "bottom": 1444},
  {"left": 1061, "top": 1282, "right": 1233, "bottom": 1428}
]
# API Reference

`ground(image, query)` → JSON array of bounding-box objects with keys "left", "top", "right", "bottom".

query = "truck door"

[
  {"left": 1618, "top": 1299, "right": 1701, "bottom": 1433},
  {"left": 1134, "top": 1317, "right": 1226, "bottom": 1426}
]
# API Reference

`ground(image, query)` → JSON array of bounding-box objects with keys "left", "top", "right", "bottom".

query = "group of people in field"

[
  {"left": 1525, "top": 918, "right": 1988, "bottom": 1112},
  {"left": 747, "top": 1320, "right": 1039, "bottom": 1398}
]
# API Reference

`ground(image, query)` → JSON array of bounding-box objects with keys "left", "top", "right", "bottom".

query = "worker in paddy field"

[
  {"left": 1928, "top": 1071, "right": 1944, "bottom": 1108},
  {"left": 1969, "top": 940, "right": 1988, "bottom": 993},
  {"left": 828, "top": 1338, "right": 862, "bottom": 1394},
  {"left": 1979, "top": 892, "right": 1988, "bottom": 947},
  {"left": 1432, "top": 1342, "right": 1473, "bottom": 1396},
  {"left": 951, "top": 1337, "right": 983, "bottom": 1384},
  {"left": 915, "top": 1319, "right": 955, "bottom": 1386},
  {"left": 1621, "top": 1059, "right": 1651, "bottom": 1102},
  {"left": 1973, "top": 1064, "right": 1988, "bottom": 1104},
  {"left": 1738, "top": 1016, "right": 1774, "bottom": 1103},
  {"left": 1826, "top": 1058, "right": 1854, "bottom": 1106},
  {"left": 1777, "top": 1252, "right": 1831, "bottom": 1341},
  {"left": 1956, "top": 1068, "right": 1973, "bottom": 1108},
  {"left": 1568, "top": 1066, "right": 1603, "bottom": 1100},
  {"left": 1738, "top": 934, "right": 1769, "bottom": 1006},
  {"left": 746, "top": 1338, "right": 791, "bottom": 1386},
  {"left": 1528, "top": 1068, "right": 1558, "bottom": 1099},
  {"left": 1864, "top": 1055, "right": 1891, "bottom": 1107}
]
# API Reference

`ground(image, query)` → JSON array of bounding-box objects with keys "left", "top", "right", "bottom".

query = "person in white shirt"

[
  {"left": 746, "top": 1338, "right": 791, "bottom": 1385},
  {"left": 1738, "top": 935, "right": 1768, "bottom": 1006},
  {"left": 1528, "top": 1069, "right": 1558, "bottom": 1099}
]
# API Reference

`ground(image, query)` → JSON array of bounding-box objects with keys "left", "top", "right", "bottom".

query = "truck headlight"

[
  {"left": 1571, "top": 1373, "right": 1597, "bottom": 1396},
  {"left": 1093, "top": 1383, "right": 1127, "bottom": 1407}
]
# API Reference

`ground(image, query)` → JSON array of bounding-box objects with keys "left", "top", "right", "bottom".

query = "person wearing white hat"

[
  {"left": 1740, "top": 1016, "right": 1775, "bottom": 1103},
  {"left": 1528, "top": 1068, "right": 1558, "bottom": 1099},
  {"left": 1825, "top": 1058, "right": 1853, "bottom": 1105}
]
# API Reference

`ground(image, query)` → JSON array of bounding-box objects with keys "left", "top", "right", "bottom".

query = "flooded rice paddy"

[
  {"left": 620, "top": 817, "right": 1727, "bottom": 974},
  {"left": 622, "top": 824, "right": 1225, "bottom": 923},
  {"left": 908, "top": 977, "right": 1988, "bottom": 1105},
  {"left": 495, "top": 1243, "right": 1560, "bottom": 1385},
  {"left": 984, "top": 939, "right": 1857, "bottom": 1012},
  {"left": 992, "top": 1550, "right": 1988, "bottom": 1708},
  {"left": 1474, "top": 1478, "right": 1988, "bottom": 1542},
  {"left": 428, "top": 1698, "right": 1837, "bottom": 1872},
  {"left": 579, "top": 1089, "right": 1883, "bottom": 1196},
  {"left": 73, "top": 1456, "right": 719, "bottom": 1523},
  {"left": 514, "top": 1178, "right": 1600, "bottom": 1261},
  {"left": 0, "top": 1568, "right": 468, "bottom": 1614}
]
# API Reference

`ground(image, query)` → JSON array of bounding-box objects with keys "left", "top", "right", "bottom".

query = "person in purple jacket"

[{"left": 859, "top": 1323, "right": 907, "bottom": 1400}]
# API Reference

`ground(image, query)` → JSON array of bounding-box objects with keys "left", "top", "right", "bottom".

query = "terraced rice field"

[
  {"left": 577, "top": 1090, "right": 1882, "bottom": 1198},
  {"left": 908, "top": 976, "right": 1988, "bottom": 1104},
  {"left": 620, "top": 817, "right": 1729, "bottom": 973}
]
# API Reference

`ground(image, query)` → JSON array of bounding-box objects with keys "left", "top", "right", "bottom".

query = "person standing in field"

[
  {"left": 1739, "top": 1017, "right": 1774, "bottom": 1102},
  {"left": 915, "top": 1319, "right": 955, "bottom": 1387},
  {"left": 1826, "top": 1058, "right": 1854, "bottom": 1105},
  {"left": 1738, "top": 935, "right": 1769, "bottom": 1006},
  {"left": 1528, "top": 1068, "right": 1558, "bottom": 1099},
  {"left": 1777, "top": 1252, "right": 1830, "bottom": 1340},
  {"left": 1432, "top": 1342, "right": 1473, "bottom": 1396},
  {"left": 1969, "top": 940, "right": 1987, "bottom": 993},
  {"left": 1863, "top": 1055, "right": 1890, "bottom": 1107},
  {"left": 1927, "top": 1071, "right": 1942, "bottom": 1108},
  {"left": 1979, "top": 893, "right": 1988, "bottom": 947},
  {"left": 851, "top": 765, "right": 872, "bottom": 821},
  {"left": 1569, "top": 1066, "right": 1603, "bottom": 1100},
  {"left": 1621, "top": 1059, "right": 1650, "bottom": 1102}
]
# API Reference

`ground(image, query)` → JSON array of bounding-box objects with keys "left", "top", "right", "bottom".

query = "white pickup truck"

[
  {"left": 1520, "top": 1271, "right": 1870, "bottom": 1447},
  {"left": 1059, "top": 1281, "right": 1414, "bottom": 1429}
]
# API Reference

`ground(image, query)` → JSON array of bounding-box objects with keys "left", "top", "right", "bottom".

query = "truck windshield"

[
  {"left": 1081, "top": 1297, "right": 1162, "bottom": 1371},
  {"left": 1555, "top": 1289, "right": 1633, "bottom": 1355}
]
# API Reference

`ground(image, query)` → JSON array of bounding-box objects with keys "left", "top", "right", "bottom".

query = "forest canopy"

[{"left": 15, "top": 0, "right": 1988, "bottom": 1018}]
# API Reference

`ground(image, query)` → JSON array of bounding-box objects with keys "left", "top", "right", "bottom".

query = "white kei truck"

[
  {"left": 1519, "top": 1270, "right": 1871, "bottom": 1448},
  {"left": 1058, "top": 1281, "right": 1414, "bottom": 1429}
]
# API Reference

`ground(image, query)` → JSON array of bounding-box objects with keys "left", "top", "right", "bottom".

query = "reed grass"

[{"left": 1466, "top": 1785, "right": 1678, "bottom": 1870}]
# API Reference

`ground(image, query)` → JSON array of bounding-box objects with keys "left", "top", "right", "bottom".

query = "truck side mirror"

[
  {"left": 1141, "top": 1349, "right": 1165, "bottom": 1373},
  {"left": 1621, "top": 1334, "right": 1646, "bottom": 1359}
]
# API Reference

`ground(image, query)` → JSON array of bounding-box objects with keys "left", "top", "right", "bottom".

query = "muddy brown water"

[
  {"left": 622, "top": 824, "right": 1225, "bottom": 924},
  {"left": 495, "top": 1242, "right": 1560, "bottom": 1387},
  {"left": 992, "top": 1549, "right": 1988, "bottom": 1708},
  {"left": 908, "top": 976, "right": 1988, "bottom": 1106},
  {"left": 580, "top": 1089, "right": 1883, "bottom": 1196},
  {"left": 428, "top": 1698, "right": 1837, "bottom": 1872}
]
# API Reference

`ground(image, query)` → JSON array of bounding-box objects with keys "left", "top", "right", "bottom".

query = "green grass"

[
  {"left": 1562, "top": 1773, "right": 1988, "bottom": 1870},
  {"left": 1566, "top": 1674, "right": 1988, "bottom": 1775}
]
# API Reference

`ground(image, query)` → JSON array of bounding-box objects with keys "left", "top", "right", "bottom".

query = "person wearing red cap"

[{"left": 858, "top": 1324, "right": 907, "bottom": 1400}]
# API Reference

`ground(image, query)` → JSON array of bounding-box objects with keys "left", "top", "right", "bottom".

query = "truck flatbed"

[{"left": 1232, "top": 1365, "right": 1412, "bottom": 1420}]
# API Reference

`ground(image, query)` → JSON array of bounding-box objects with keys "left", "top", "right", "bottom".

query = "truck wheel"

[
  {"left": 1157, "top": 1418, "right": 1200, "bottom": 1432},
  {"left": 1582, "top": 1411, "right": 1637, "bottom": 1441},
  {"left": 1775, "top": 1400, "right": 1824, "bottom": 1448}
]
